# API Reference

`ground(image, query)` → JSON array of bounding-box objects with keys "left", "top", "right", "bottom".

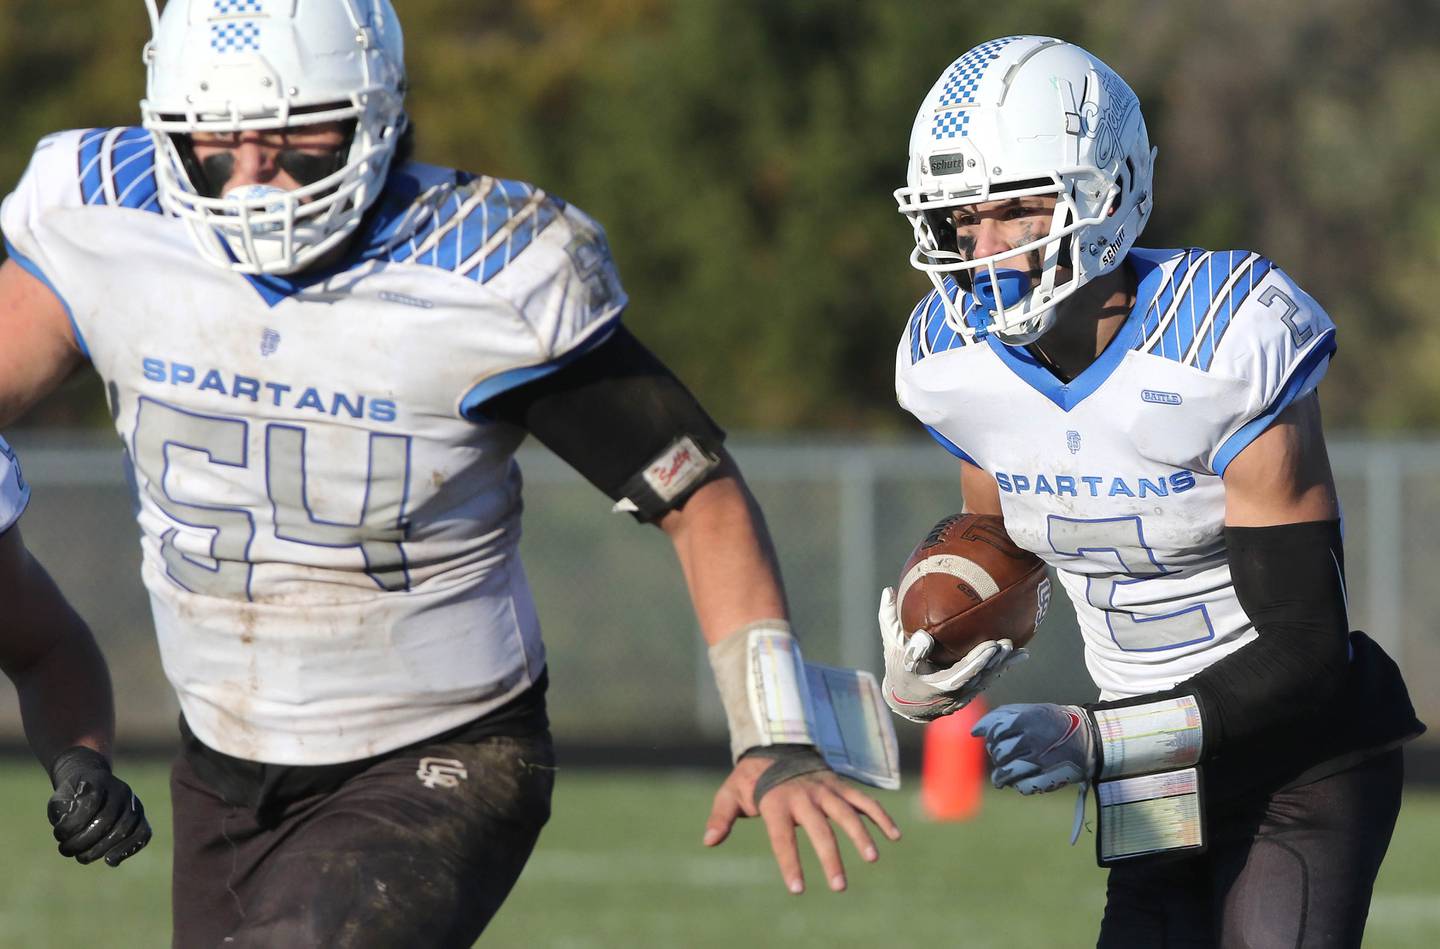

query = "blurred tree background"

[{"left": 2, "top": 0, "right": 1438, "bottom": 431}]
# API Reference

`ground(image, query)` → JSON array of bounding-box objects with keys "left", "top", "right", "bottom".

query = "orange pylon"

[{"left": 920, "top": 697, "right": 988, "bottom": 821}]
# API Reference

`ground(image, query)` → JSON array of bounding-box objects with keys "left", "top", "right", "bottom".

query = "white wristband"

[{"left": 707, "top": 621, "right": 816, "bottom": 762}]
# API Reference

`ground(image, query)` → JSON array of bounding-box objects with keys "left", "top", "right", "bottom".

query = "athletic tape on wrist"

[
  {"left": 1091, "top": 695, "right": 1204, "bottom": 781},
  {"left": 708, "top": 621, "right": 817, "bottom": 762},
  {"left": 743, "top": 745, "right": 831, "bottom": 806}
]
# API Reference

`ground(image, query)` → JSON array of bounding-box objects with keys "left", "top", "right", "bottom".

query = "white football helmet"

[
  {"left": 140, "top": 0, "right": 407, "bottom": 275},
  {"left": 895, "top": 36, "right": 1156, "bottom": 344}
]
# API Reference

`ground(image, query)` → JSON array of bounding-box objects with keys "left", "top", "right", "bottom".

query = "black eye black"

[{"left": 276, "top": 149, "right": 346, "bottom": 186}]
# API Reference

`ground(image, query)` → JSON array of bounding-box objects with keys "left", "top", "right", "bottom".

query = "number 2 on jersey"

[
  {"left": 132, "top": 398, "right": 411, "bottom": 599},
  {"left": 1048, "top": 514, "right": 1214, "bottom": 651}
]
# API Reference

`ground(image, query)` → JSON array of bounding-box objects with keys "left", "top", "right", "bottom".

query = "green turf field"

[{"left": 0, "top": 762, "right": 1437, "bottom": 948}]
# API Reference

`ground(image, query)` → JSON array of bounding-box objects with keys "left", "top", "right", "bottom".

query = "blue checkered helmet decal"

[
  {"left": 210, "top": 21, "right": 261, "bottom": 52},
  {"left": 933, "top": 111, "right": 971, "bottom": 140},
  {"left": 931, "top": 35, "right": 1024, "bottom": 140},
  {"left": 213, "top": 0, "right": 263, "bottom": 13}
]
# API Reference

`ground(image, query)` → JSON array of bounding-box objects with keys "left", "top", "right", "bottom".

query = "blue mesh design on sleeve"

[
  {"left": 75, "top": 127, "right": 161, "bottom": 213},
  {"left": 213, "top": 0, "right": 263, "bottom": 12}
]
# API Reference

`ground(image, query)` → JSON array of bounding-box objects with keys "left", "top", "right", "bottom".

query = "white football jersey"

[
  {"left": 1, "top": 127, "right": 628, "bottom": 764},
  {"left": 896, "top": 249, "right": 1337, "bottom": 700},
  {"left": 0, "top": 437, "right": 30, "bottom": 535}
]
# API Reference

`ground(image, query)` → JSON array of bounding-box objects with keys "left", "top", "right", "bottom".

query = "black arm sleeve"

[
  {"left": 480, "top": 325, "right": 727, "bottom": 519},
  {"left": 1092, "top": 519, "right": 1351, "bottom": 756}
]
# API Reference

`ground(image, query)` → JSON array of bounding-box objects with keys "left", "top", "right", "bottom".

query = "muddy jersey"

[
  {"left": 2, "top": 127, "right": 627, "bottom": 763},
  {"left": 896, "top": 248, "right": 1337, "bottom": 699}
]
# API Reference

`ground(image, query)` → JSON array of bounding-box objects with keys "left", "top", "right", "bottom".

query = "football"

[{"left": 897, "top": 513, "right": 1050, "bottom": 665}]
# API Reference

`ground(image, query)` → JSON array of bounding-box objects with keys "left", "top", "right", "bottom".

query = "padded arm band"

[
  {"left": 483, "top": 326, "right": 727, "bottom": 521},
  {"left": 1091, "top": 519, "right": 1350, "bottom": 761}
]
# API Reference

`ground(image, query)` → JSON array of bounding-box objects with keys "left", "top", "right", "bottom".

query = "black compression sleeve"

[
  {"left": 1091, "top": 520, "right": 1351, "bottom": 755},
  {"left": 480, "top": 326, "right": 727, "bottom": 516}
]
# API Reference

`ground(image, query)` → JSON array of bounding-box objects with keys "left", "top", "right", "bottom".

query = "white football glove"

[
  {"left": 878, "top": 587, "right": 1027, "bottom": 723},
  {"left": 970, "top": 703, "right": 1097, "bottom": 794}
]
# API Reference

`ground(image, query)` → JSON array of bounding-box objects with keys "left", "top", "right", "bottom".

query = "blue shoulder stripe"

[
  {"left": 1138, "top": 249, "right": 1200, "bottom": 341},
  {"left": 1141, "top": 250, "right": 1273, "bottom": 370},
  {"left": 78, "top": 129, "right": 107, "bottom": 204},
  {"left": 382, "top": 174, "right": 560, "bottom": 284},
  {"left": 907, "top": 278, "right": 967, "bottom": 365},
  {"left": 1156, "top": 252, "right": 1237, "bottom": 361},
  {"left": 1192, "top": 255, "right": 1274, "bottom": 371},
  {"left": 474, "top": 180, "right": 561, "bottom": 284},
  {"left": 906, "top": 292, "right": 932, "bottom": 365},
  {"left": 76, "top": 127, "right": 161, "bottom": 213}
]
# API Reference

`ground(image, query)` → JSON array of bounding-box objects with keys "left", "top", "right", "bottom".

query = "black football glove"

[{"left": 46, "top": 747, "right": 152, "bottom": 867}]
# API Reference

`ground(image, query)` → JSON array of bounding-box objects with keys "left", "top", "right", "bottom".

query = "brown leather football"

[{"left": 897, "top": 513, "right": 1050, "bottom": 665}]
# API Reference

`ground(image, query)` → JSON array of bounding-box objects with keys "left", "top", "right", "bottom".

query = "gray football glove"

[
  {"left": 971, "top": 703, "right": 1097, "bottom": 794},
  {"left": 878, "top": 587, "right": 1027, "bottom": 723}
]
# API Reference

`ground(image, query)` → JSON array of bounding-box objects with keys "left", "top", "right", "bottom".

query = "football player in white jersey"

[
  {"left": 0, "top": 1, "right": 898, "bottom": 943},
  {"left": 0, "top": 438, "right": 153, "bottom": 868},
  {"left": 880, "top": 36, "right": 1422, "bottom": 947}
]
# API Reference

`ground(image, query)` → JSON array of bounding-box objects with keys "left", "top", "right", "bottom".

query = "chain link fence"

[{"left": 1, "top": 433, "right": 1434, "bottom": 762}]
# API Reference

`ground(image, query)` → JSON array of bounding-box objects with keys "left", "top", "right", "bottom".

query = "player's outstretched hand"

[
  {"left": 971, "top": 703, "right": 1096, "bottom": 794},
  {"left": 879, "top": 587, "right": 1027, "bottom": 722},
  {"left": 46, "top": 747, "right": 152, "bottom": 867},
  {"left": 702, "top": 746, "right": 901, "bottom": 894}
]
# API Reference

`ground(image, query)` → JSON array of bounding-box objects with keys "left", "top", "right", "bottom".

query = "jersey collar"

[
  {"left": 984, "top": 251, "right": 1171, "bottom": 412},
  {"left": 237, "top": 170, "right": 426, "bottom": 308}
]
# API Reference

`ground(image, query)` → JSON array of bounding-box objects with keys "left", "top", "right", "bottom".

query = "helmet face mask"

[
  {"left": 895, "top": 36, "right": 1156, "bottom": 345},
  {"left": 140, "top": 0, "right": 408, "bottom": 275}
]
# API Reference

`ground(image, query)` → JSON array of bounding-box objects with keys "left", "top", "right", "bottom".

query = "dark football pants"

[
  {"left": 170, "top": 730, "right": 556, "bottom": 948},
  {"left": 1097, "top": 747, "right": 1403, "bottom": 949}
]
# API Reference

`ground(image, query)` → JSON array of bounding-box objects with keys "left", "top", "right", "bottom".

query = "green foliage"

[{"left": 3, "top": 0, "right": 1439, "bottom": 430}]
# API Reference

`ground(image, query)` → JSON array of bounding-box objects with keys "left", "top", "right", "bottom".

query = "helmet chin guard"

[
  {"left": 895, "top": 36, "right": 1156, "bottom": 345},
  {"left": 140, "top": 0, "right": 408, "bottom": 275}
]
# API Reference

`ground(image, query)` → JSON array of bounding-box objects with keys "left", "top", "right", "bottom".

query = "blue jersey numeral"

[
  {"left": 1047, "top": 514, "right": 1214, "bottom": 652},
  {"left": 133, "top": 398, "right": 411, "bottom": 600}
]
